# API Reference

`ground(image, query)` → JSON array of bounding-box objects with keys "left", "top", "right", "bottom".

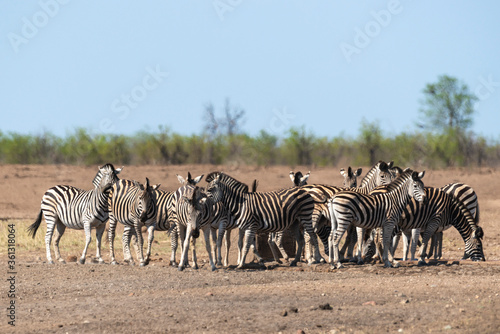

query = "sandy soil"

[{"left": 1, "top": 164, "right": 499, "bottom": 333}]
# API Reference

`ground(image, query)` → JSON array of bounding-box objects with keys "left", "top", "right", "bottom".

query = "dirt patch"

[{"left": 1, "top": 164, "right": 500, "bottom": 333}]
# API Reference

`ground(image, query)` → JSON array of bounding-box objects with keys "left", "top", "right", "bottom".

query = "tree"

[
  {"left": 418, "top": 75, "right": 478, "bottom": 133},
  {"left": 358, "top": 119, "right": 383, "bottom": 166}
]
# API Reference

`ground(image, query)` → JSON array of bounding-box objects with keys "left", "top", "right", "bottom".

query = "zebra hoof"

[
  {"left": 78, "top": 258, "right": 86, "bottom": 265},
  {"left": 139, "top": 262, "right": 146, "bottom": 267},
  {"left": 357, "top": 259, "right": 365, "bottom": 265},
  {"left": 178, "top": 266, "right": 184, "bottom": 271},
  {"left": 48, "top": 260, "right": 55, "bottom": 265},
  {"left": 392, "top": 261, "right": 400, "bottom": 268},
  {"left": 289, "top": 261, "right": 297, "bottom": 267},
  {"left": 97, "top": 258, "right": 105, "bottom": 264},
  {"left": 211, "top": 266, "right": 217, "bottom": 272},
  {"left": 58, "top": 259, "right": 66, "bottom": 264}
]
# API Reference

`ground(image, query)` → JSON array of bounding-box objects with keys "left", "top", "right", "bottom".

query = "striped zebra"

[
  {"left": 27, "top": 164, "right": 122, "bottom": 264},
  {"left": 175, "top": 185, "right": 213, "bottom": 271},
  {"left": 328, "top": 169, "right": 427, "bottom": 268},
  {"left": 208, "top": 179, "right": 262, "bottom": 267},
  {"left": 108, "top": 178, "right": 160, "bottom": 266},
  {"left": 162, "top": 172, "right": 204, "bottom": 266},
  {"left": 205, "top": 172, "right": 322, "bottom": 268},
  {"left": 265, "top": 171, "right": 312, "bottom": 263},
  {"left": 391, "top": 182, "right": 479, "bottom": 261},
  {"left": 394, "top": 187, "right": 485, "bottom": 265},
  {"left": 298, "top": 161, "right": 396, "bottom": 263}
]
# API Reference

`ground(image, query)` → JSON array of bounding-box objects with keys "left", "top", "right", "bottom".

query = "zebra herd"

[{"left": 28, "top": 161, "right": 485, "bottom": 271}]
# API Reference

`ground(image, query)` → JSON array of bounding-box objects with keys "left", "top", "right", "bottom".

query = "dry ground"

[{"left": 1, "top": 164, "right": 499, "bottom": 333}]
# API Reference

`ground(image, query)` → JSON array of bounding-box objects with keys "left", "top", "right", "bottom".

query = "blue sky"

[{"left": 1, "top": 1, "right": 499, "bottom": 140}]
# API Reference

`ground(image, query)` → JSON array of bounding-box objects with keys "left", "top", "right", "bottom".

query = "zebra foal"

[
  {"left": 28, "top": 164, "right": 122, "bottom": 264},
  {"left": 328, "top": 169, "right": 427, "bottom": 268}
]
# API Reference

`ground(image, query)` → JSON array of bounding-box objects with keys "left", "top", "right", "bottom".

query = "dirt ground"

[{"left": 1, "top": 164, "right": 499, "bottom": 333}]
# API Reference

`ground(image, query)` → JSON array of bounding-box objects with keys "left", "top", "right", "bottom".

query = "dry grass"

[{"left": 0, "top": 219, "right": 182, "bottom": 262}]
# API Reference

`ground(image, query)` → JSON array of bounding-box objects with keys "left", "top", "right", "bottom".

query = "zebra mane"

[{"left": 205, "top": 171, "right": 249, "bottom": 193}]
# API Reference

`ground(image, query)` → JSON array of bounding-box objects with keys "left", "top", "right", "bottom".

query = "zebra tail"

[{"left": 27, "top": 210, "right": 43, "bottom": 239}]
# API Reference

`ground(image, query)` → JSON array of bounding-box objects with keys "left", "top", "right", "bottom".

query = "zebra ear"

[
  {"left": 387, "top": 161, "right": 394, "bottom": 168},
  {"left": 145, "top": 177, "right": 150, "bottom": 189},
  {"left": 403, "top": 167, "right": 411, "bottom": 172},
  {"left": 474, "top": 226, "right": 484, "bottom": 239},
  {"left": 289, "top": 171, "right": 295, "bottom": 183},
  {"left": 199, "top": 197, "right": 207, "bottom": 205},
  {"left": 301, "top": 172, "right": 310, "bottom": 184},
  {"left": 418, "top": 170, "right": 425, "bottom": 179},
  {"left": 347, "top": 166, "right": 353, "bottom": 177},
  {"left": 193, "top": 175, "right": 204, "bottom": 184},
  {"left": 379, "top": 161, "right": 388, "bottom": 171},
  {"left": 355, "top": 168, "right": 362, "bottom": 177},
  {"left": 152, "top": 183, "right": 161, "bottom": 190},
  {"left": 177, "top": 174, "right": 186, "bottom": 185},
  {"left": 340, "top": 168, "right": 346, "bottom": 177},
  {"left": 115, "top": 167, "right": 123, "bottom": 174}
]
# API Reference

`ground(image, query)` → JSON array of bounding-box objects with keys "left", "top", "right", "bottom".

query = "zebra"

[
  {"left": 328, "top": 169, "right": 427, "bottom": 268},
  {"left": 340, "top": 167, "right": 363, "bottom": 187},
  {"left": 108, "top": 178, "right": 160, "bottom": 266},
  {"left": 264, "top": 171, "right": 312, "bottom": 263},
  {"left": 27, "top": 164, "right": 122, "bottom": 264},
  {"left": 393, "top": 187, "right": 485, "bottom": 265},
  {"left": 391, "top": 182, "right": 479, "bottom": 261},
  {"left": 208, "top": 178, "right": 262, "bottom": 267},
  {"left": 175, "top": 185, "right": 213, "bottom": 271},
  {"left": 164, "top": 172, "right": 204, "bottom": 266},
  {"left": 205, "top": 172, "right": 322, "bottom": 269},
  {"left": 298, "top": 160, "right": 396, "bottom": 264}
]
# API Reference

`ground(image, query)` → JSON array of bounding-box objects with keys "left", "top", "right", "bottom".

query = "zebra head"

[
  {"left": 340, "top": 167, "right": 362, "bottom": 188},
  {"left": 409, "top": 171, "right": 427, "bottom": 204},
  {"left": 177, "top": 172, "right": 204, "bottom": 186},
  {"left": 466, "top": 226, "right": 485, "bottom": 261},
  {"left": 289, "top": 171, "right": 310, "bottom": 186},
  {"left": 205, "top": 172, "right": 223, "bottom": 202},
  {"left": 376, "top": 161, "right": 395, "bottom": 186},
  {"left": 95, "top": 164, "right": 122, "bottom": 192},
  {"left": 137, "top": 178, "right": 160, "bottom": 222},
  {"left": 182, "top": 186, "right": 207, "bottom": 239}
]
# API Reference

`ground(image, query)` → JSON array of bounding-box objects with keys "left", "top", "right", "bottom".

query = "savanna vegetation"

[{"left": 2, "top": 75, "right": 498, "bottom": 167}]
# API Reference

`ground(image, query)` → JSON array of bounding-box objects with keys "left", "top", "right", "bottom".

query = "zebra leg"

[
  {"left": 144, "top": 225, "right": 155, "bottom": 265},
  {"left": 122, "top": 226, "right": 135, "bottom": 265},
  {"left": 216, "top": 224, "right": 225, "bottom": 266},
  {"left": 330, "top": 224, "right": 348, "bottom": 269},
  {"left": 108, "top": 216, "right": 118, "bottom": 265},
  {"left": 288, "top": 220, "right": 305, "bottom": 267},
  {"left": 178, "top": 225, "right": 191, "bottom": 271},
  {"left": 203, "top": 227, "right": 216, "bottom": 271},
  {"left": 237, "top": 228, "right": 245, "bottom": 267},
  {"left": 267, "top": 232, "right": 283, "bottom": 264},
  {"left": 410, "top": 228, "right": 420, "bottom": 261},
  {"left": 79, "top": 222, "right": 92, "bottom": 264},
  {"left": 237, "top": 228, "right": 256, "bottom": 269},
  {"left": 95, "top": 223, "right": 105, "bottom": 264},
  {"left": 400, "top": 230, "right": 410, "bottom": 261},
  {"left": 275, "top": 231, "right": 289, "bottom": 262},
  {"left": 52, "top": 221, "right": 66, "bottom": 263},
  {"left": 44, "top": 215, "right": 57, "bottom": 264},
  {"left": 355, "top": 226, "right": 365, "bottom": 265},
  {"left": 169, "top": 225, "right": 179, "bottom": 266},
  {"left": 391, "top": 230, "right": 401, "bottom": 260},
  {"left": 382, "top": 223, "right": 399, "bottom": 268},
  {"left": 133, "top": 223, "right": 147, "bottom": 266},
  {"left": 191, "top": 233, "right": 198, "bottom": 270},
  {"left": 436, "top": 232, "right": 443, "bottom": 259},
  {"left": 210, "top": 228, "right": 218, "bottom": 264},
  {"left": 306, "top": 227, "right": 323, "bottom": 264},
  {"left": 417, "top": 223, "right": 439, "bottom": 266},
  {"left": 223, "top": 229, "right": 231, "bottom": 267}
]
